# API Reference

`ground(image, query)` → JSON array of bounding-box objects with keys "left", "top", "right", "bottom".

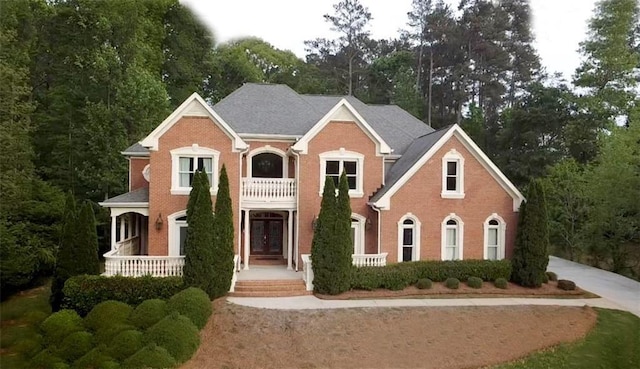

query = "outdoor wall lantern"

[
  {"left": 311, "top": 215, "right": 318, "bottom": 230},
  {"left": 155, "top": 213, "right": 163, "bottom": 230}
]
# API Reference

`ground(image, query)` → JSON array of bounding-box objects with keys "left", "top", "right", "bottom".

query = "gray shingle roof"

[
  {"left": 369, "top": 126, "right": 453, "bottom": 203},
  {"left": 102, "top": 187, "right": 149, "bottom": 204},
  {"left": 213, "top": 83, "right": 433, "bottom": 154},
  {"left": 122, "top": 142, "right": 149, "bottom": 156}
]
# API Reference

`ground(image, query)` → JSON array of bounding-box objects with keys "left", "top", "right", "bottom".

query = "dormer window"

[
  {"left": 441, "top": 149, "right": 465, "bottom": 199},
  {"left": 170, "top": 146, "right": 220, "bottom": 195}
]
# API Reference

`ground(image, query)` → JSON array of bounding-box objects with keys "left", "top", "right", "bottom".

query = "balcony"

[{"left": 241, "top": 177, "right": 296, "bottom": 209}]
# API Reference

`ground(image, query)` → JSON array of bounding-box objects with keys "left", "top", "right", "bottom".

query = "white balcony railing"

[
  {"left": 104, "top": 250, "right": 185, "bottom": 277},
  {"left": 241, "top": 178, "right": 296, "bottom": 204},
  {"left": 352, "top": 253, "right": 388, "bottom": 267}
]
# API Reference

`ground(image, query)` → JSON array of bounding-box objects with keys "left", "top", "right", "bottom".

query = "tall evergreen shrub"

[
  {"left": 511, "top": 180, "right": 550, "bottom": 287},
  {"left": 76, "top": 201, "right": 100, "bottom": 275},
  {"left": 333, "top": 172, "right": 354, "bottom": 293},
  {"left": 311, "top": 176, "right": 341, "bottom": 294},
  {"left": 211, "top": 165, "right": 235, "bottom": 298}
]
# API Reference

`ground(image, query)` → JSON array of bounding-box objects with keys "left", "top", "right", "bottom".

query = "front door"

[{"left": 250, "top": 219, "right": 283, "bottom": 255}]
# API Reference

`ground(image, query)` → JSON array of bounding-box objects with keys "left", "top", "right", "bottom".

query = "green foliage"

[
  {"left": 127, "top": 299, "right": 168, "bottom": 330},
  {"left": 31, "top": 349, "right": 66, "bottom": 369},
  {"left": 183, "top": 170, "right": 217, "bottom": 298},
  {"left": 62, "top": 275, "right": 183, "bottom": 316},
  {"left": 94, "top": 323, "right": 136, "bottom": 346},
  {"left": 546, "top": 271, "right": 558, "bottom": 281},
  {"left": 39, "top": 310, "right": 84, "bottom": 348},
  {"left": 72, "top": 345, "right": 113, "bottom": 369},
  {"left": 75, "top": 202, "right": 100, "bottom": 275},
  {"left": 123, "top": 344, "right": 177, "bottom": 369},
  {"left": 84, "top": 301, "right": 133, "bottom": 332},
  {"left": 350, "top": 260, "right": 512, "bottom": 290},
  {"left": 445, "top": 278, "right": 460, "bottom": 289},
  {"left": 107, "top": 330, "right": 143, "bottom": 362},
  {"left": 334, "top": 172, "right": 355, "bottom": 293},
  {"left": 144, "top": 313, "right": 200, "bottom": 363},
  {"left": 51, "top": 193, "right": 78, "bottom": 311},
  {"left": 415, "top": 278, "right": 432, "bottom": 289},
  {"left": 466, "top": 277, "right": 483, "bottom": 289},
  {"left": 511, "top": 180, "right": 550, "bottom": 287},
  {"left": 557, "top": 280, "right": 577, "bottom": 291},
  {"left": 57, "top": 331, "right": 94, "bottom": 363},
  {"left": 494, "top": 278, "right": 508, "bottom": 289},
  {"left": 211, "top": 165, "right": 235, "bottom": 299},
  {"left": 167, "top": 287, "right": 212, "bottom": 329}
]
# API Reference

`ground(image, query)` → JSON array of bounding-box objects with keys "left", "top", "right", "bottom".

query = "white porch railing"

[
  {"left": 352, "top": 253, "right": 388, "bottom": 267},
  {"left": 229, "top": 255, "right": 240, "bottom": 292},
  {"left": 103, "top": 250, "right": 185, "bottom": 277},
  {"left": 241, "top": 178, "right": 296, "bottom": 202},
  {"left": 115, "top": 236, "right": 140, "bottom": 256},
  {"left": 301, "top": 254, "right": 314, "bottom": 291}
]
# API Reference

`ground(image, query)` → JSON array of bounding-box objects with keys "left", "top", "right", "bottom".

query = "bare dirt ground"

[{"left": 182, "top": 300, "right": 597, "bottom": 369}]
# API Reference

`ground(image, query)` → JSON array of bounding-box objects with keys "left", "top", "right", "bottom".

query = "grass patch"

[
  {"left": 0, "top": 283, "right": 51, "bottom": 369},
  {"left": 494, "top": 308, "right": 639, "bottom": 368}
]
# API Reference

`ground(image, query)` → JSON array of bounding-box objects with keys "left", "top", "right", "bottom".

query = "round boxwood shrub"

[
  {"left": 99, "top": 361, "right": 120, "bottom": 369},
  {"left": 40, "top": 309, "right": 84, "bottom": 347},
  {"left": 494, "top": 278, "right": 508, "bottom": 289},
  {"left": 128, "top": 299, "right": 168, "bottom": 330},
  {"left": 14, "top": 335, "right": 43, "bottom": 356},
  {"left": 546, "top": 271, "right": 558, "bottom": 281},
  {"left": 144, "top": 312, "right": 200, "bottom": 363},
  {"left": 557, "top": 279, "right": 576, "bottom": 291},
  {"left": 542, "top": 272, "right": 549, "bottom": 284},
  {"left": 107, "top": 329, "right": 143, "bottom": 361},
  {"left": 467, "top": 277, "right": 483, "bottom": 289},
  {"left": 415, "top": 278, "right": 433, "bottom": 289},
  {"left": 444, "top": 277, "right": 460, "bottom": 289},
  {"left": 57, "top": 331, "right": 94, "bottom": 362},
  {"left": 123, "top": 344, "right": 177, "bottom": 369},
  {"left": 31, "top": 349, "right": 65, "bottom": 369},
  {"left": 167, "top": 287, "right": 212, "bottom": 329},
  {"left": 84, "top": 301, "right": 133, "bottom": 332},
  {"left": 95, "top": 323, "right": 136, "bottom": 345},
  {"left": 73, "top": 345, "right": 113, "bottom": 369}
]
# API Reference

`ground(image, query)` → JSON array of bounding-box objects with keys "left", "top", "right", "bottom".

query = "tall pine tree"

[
  {"left": 334, "top": 172, "right": 355, "bottom": 293},
  {"left": 211, "top": 165, "right": 235, "bottom": 298}
]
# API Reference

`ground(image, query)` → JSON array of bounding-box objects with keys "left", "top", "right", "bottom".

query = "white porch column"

[
  {"left": 111, "top": 215, "right": 117, "bottom": 250},
  {"left": 287, "top": 210, "right": 293, "bottom": 270},
  {"left": 120, "top": 216, "right": 126, "bottom": 241},
  {"left": 243, "top": 210, "right": 250, "bottom": 270}
]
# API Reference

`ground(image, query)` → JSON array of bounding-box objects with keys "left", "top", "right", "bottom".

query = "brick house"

[{"left": 100, "top": 83, "right": 523, "bottom": 289}]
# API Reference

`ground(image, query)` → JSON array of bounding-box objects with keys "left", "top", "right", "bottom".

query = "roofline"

[
  {"left": 121, "top": 152, "right": 150, "bottom": 157},
  {"left": 291, "top": 98, "right": 392, "bottom": 155},
  {"left": 139, "top": 93, "right": 248, "bottom": 152},
  {"left": 98, "top": 202, "right": 149, "bottom": 208},
  {"left": 239, "top": 133, "right": 303, "bottom": 142},
  {"left": 370, "top": 124, "right": 524, "bottom": 211}
]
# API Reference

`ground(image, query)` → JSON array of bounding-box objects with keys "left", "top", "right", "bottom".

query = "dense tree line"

[{"left": 1, "top": 0, "right": 638, "bottom": 294}]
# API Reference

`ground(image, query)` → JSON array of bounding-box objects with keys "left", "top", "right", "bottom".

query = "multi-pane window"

[
  {"left": 444, "top": 219, "right": 459, "bottom": 260},
  {"left": 402, "top": 219, "right": 416, "bottom": 262},
  {"left": 326, "top": 160, "right": 358, "bottom": 189},
  {"left": 176, "top": 216, "right": 188, "bottom": 256},
  {"left": 446, "top": 161, "right": 458, "bottom": 191},
  {"left": 441, "top": 149, "right": 464, "bottom": 198},
  {"left": 178, "top": 157, "right": 213, "bottom": 188},
  {"left": 486, "top": 219, "right": 499, "bottom": 260}
]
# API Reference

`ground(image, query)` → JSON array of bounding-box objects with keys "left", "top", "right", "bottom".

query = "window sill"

[
  {"left": 171, "top": 187, "right": 218, "bottom": 196},
  {"left": 318, "top": 190, "right": 364, "bottom": 198},
  {"left": 441, "top": 192, "right": 465, "bottom": 199}
]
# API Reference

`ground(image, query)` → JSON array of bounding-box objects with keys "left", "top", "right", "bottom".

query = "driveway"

[{"left": 548, "top": 256, "right": 640, "bottom": 317}]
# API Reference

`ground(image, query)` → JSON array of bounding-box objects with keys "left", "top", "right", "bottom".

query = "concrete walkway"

[{"left": 228, "top": 257, "right": 640, "bottom": 317}]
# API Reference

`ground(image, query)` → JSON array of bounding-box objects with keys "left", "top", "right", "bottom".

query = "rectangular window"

[
  {"left": 402, "top": 228, "right": 413, "bottom": 262},
  {"left": 326, "top": 160, "right": 340, "bottom": 187},
  {"left": 487, "top": 228, "right": 498, "bottom": 260},
  {"left": 445, "top": 228, "right": 458, "bottom": 260},
  {"left": 325, "top": 160, "right": 358, "bottom": 190},
  {"left": 446, "top": 161, "right": 458, "bottom": 191},
  {"left": 179, "top": 225, "right": 188, "bottom": 256},
  {"left": 178, "top": 157, "right": 213, "bottom": 188}
]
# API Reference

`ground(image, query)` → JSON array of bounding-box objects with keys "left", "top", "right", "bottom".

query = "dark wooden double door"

[{"left": 250, "top": 215, "right": 283, "bottom": 255}]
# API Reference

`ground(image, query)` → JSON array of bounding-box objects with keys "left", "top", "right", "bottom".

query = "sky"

[{"left": 181, "top": 0, "right": 598, "bottom": 84}]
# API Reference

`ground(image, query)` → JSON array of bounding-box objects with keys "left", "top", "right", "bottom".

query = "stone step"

[
  {"left": 235, "top": 279, "right": 304, "bottom": 287},
  {"left": 231, "top": 279, "right": 309, "bottom": 297},
  {"left": 230, "top": 290, "right": 312, "bottom": 297}
]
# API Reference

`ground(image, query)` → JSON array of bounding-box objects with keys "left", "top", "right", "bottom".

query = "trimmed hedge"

[
  {"left": 123, "top": 344, "right": 176, "bottom": 369},
  {"left": 57, "top": 331, "right": 94, "bottom": 363},
  {"left": 128, "top": 299, "right": 168, "bottom": 330},
  {"left": 31, "top": 349, "right": 65, "bottom": 369},
  {"left": 40, "top": 310, "right": 84, "bottom": 347},
  {"left": 415, "top": 278, "right": 433, "bottom": 289},
  {"left": 557, "top": 279, "right": 576, "bottom": 291},
  {"left": 62, "top": 275, "right": 184, "bottom": 316},
  {"left": 95, "top": 323, "right": 136, "bottom": 346},
  {"left": 84, "top": 301, "right": 133, "bottom": 332},
  {"left": 144, "top": 313, "right": 200, "bottom": 363},
  {"left": 167, "top": 287, "right": 212, "bottom": 329},
  {"left": 494, "top": 278, "right": 508, "bottom": 289},
  {"left": 467, "top": 277, "right": 483, "bottom": 289},
  {"left": 107, "top": 330, "right": 143, "bottom": 361},
  {"left": 546, "top": 271, "right": 558, "bottom": 281},
  {"left": 445, "top": 278, "right": 460, "bottom": 289},
  {"left": 351, "top": 260, "right": 511, "bottom": 290},
  {"left": 73, "top": 345, "right": 113, "bottom": 369}
]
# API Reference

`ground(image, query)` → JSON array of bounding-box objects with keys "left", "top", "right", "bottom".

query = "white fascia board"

[
  {"left": 291, "top": 98, "right": 391, "bottom": 155},
  {"left": 139, "top": 92, "right": 248, "bottom": 152},
  {"left": 98, "top": 202, "right": 149, "bottom": 208}
]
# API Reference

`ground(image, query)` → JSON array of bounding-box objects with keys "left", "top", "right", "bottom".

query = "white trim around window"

[
  {"left": 484, "top": 213, "right": 506, "bottom": 260},
  {"left": 398, "top": 213, "right": 421, "bottom": 262},
  {"left": 441, "top": 213, "right": 464, "bottom": 260},
  {"left": 246, "top": 145, "right": 288, "bottom": 178},
  {"left": 441, "top": 149, "right": 465, "bottom": 199},
  {"left": 170, "top": 145, "right": 220, "bottom": 195},
  {"left": 168, "top": 210, "right": 188, "bottom": 256},
  {"left": 319, "top": 149, "right": 364, "bottom": 197},
  {"left": 351, "top": 213, "right": 366, "bottom": 255}
]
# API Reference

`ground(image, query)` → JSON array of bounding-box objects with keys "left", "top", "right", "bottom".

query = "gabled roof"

[
  {"left": 369, "top": 124, "right": 525, "bottom": 212},
  {"left": 213, "top": 83, "right": 433, "bottom": 154},
  {"left": 99, "top": 187, "right": 149, "bottom": 207},
  {"left": 139, "top": 93, "right": 248, "bottom": 152},
  {"left": 121, "top": 142, "right": 149, "bottom": 156}
]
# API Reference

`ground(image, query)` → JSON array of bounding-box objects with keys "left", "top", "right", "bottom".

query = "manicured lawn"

[
  {"left": 0, "top": 283, "right": 51, "bottom": 369},
  {"left": 494, "top": 308, "right": 640, "bottom": 369}
]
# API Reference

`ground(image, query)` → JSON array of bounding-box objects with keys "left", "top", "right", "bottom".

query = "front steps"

[{"left": 231, "top": 279, "right": 311, "bottom": 297}]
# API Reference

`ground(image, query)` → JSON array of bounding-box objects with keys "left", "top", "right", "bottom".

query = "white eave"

[
  {"left": 139, "top": 92, "right": 248, "bottom": 152},
  {"left": 291, "top": 98, "right": 391, "bottom": 155}
]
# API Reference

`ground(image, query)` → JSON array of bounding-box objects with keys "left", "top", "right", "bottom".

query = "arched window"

[
  {"left": 484, "top": 214, "right": 506, "bottom": 260},
  {"left": 398, "top": 214, "right": 421, "bottom": 262},
  {"left": 251, "top": 153, "right": 284, "bottom": 178},
  {"left": 168, "top": 210, "right": 188, "bottom": 256},
  {"left": 351, "top": 213, "right": 366, "bottom": 254},
  {"left": 441, "top": 214, "right": 464, "bottom": 260}
]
